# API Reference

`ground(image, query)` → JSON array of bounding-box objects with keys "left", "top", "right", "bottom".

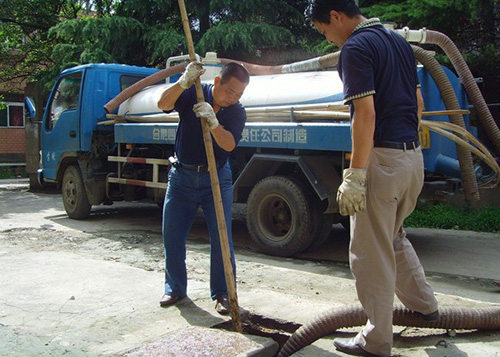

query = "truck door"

[{"left": 42, "top": 72, "right": 83, "bottom": 180}]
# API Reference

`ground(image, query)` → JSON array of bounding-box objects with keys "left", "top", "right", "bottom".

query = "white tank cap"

[{"left": 204, "top": 52, "right": 218, "bottom": 60}]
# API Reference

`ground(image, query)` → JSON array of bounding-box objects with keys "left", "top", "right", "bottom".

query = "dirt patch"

[{"left": 1, "top": 227, "right": 164, "bottom": 272}]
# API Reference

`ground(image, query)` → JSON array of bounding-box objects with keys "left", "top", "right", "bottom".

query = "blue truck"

[{"left": 24, "top": 48, "right": 495, "bottom": 257}]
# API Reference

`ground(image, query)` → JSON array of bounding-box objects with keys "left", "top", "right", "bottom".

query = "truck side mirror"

[{"left": 24, "top": 96, "right": 39, "bottom": 123}]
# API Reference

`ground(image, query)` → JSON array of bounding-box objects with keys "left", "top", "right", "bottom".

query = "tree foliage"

[
  {"left": 0, "top": 0, "right": 323, "bottom": 94},
  {"left": 0, "top": 0, "right": 100, "bottom": 91},
  {"left": 0, "top": 0, "right": 64, "bottom": 87}
]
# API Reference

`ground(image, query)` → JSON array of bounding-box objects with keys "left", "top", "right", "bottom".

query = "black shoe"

[
  {"left": 420, "top": 310, "right": 439, "bottom": 321},
  {"left": 333, "top": 338, "right": 381, "bottom": 357}
]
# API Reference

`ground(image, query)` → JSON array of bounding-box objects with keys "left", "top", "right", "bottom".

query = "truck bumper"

[{"left": 36, "top": 169, "right": 44, "bottom": 188}]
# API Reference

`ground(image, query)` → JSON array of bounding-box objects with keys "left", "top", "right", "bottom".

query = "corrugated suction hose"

[
  {"left": 425, "top": 30, "right": 500, "bottom": 157},
  {"left": 219, "top": 51, "right": 341, "bottom": 76},
  {"left": 103, "top": 62, "right": 186, "bottom": 113},
  {"left": 278, "top": 304, "right": 500, "bottom": 357},
  {"left": 413, "top": 45, "right": 480, "bottom": 203}
]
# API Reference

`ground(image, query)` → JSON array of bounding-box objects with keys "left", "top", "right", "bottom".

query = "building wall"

[
  {"left": 0, "top": 93, "right": 26, "bottom": 163},
  {"left": 0, "top": 128, "right": 26, "bottom": 154}
]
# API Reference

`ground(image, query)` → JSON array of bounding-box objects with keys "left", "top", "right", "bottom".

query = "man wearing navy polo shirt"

[
  {"left": 157, "top": 62, "right": 249, "bottom": 315},
  {"left": 306, "top": 1, "right": 438, "bottom": 356}
]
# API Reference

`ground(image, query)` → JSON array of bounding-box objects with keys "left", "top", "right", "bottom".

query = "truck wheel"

[
  {"left": 307, "top": 213, "right": 335, "bottom": 251},
  {"left": 62, "top": 165, "right": 91, "bottom": 219},
  {"left": 246, "top": 175, "right": 315, "bottom": 257}
]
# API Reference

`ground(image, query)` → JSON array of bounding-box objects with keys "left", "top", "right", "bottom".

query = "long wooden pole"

[{"left": 177, "top": 0, "right": 242, "bottom": 332}]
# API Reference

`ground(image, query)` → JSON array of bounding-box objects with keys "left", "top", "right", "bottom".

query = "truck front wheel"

[
  {"left": 246, "top": 175, "right": 315, "bottom": 257},
  {"left": 62, "top": 165, "right": 91, "bottom": 219}
]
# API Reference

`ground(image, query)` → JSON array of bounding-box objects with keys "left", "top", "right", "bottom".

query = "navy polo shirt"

[
  {"left": 338, "top": 22, "right": 419, "bottom": 142},
  {"left": 173, "top": 83, "right": 247, "bottom": 166}
]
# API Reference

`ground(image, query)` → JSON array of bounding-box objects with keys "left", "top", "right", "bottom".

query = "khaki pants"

[{"left": 350, "top": 147, "right": 438, "bottom": 356}]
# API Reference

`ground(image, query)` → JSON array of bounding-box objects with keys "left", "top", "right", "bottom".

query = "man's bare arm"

[
  {"left": 210, "top": 125, "right": 236, "bottom": 152},
  {"left": 350, "top": 95, "right": 376, "bottom": 169},
  {"left": 157, "top": 83, "right": 184, "bottom": 112}
]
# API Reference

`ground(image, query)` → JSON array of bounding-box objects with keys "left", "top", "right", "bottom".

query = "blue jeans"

[{"left": 162, "top": 161, "right": 236, "bottom": 300}]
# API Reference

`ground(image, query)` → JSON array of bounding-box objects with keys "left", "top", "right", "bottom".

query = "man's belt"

[
  {"left": 179, "top": 161, "right": 226, "bottom": 172},
  {"left": 180, "top": 163, "right": 209, "bottom": 172},
  {"left": 374, "top": 140, "right": 420, "bottom": 151}
]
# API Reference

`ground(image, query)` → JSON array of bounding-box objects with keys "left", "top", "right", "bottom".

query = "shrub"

[{"left": 405, "top": 203, "right": 500, "bottom": 233}]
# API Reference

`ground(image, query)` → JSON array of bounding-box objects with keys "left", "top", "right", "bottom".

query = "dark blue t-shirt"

[
  {"left": 338, "top": 23, "right": 419, "bottom": 142},
  {"left": 173, "top": 83, "right": 247, "bottom": 166}
]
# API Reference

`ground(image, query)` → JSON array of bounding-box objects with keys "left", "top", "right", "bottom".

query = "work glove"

[
  {"left": 178, "top": 61, "right": 205, "bottom": 89},
  {"left": 193, "top": 102, "right": 219, "bottom": 130},
  {"left": 336, "top": 168, "right": 367, "bottom": 216}
]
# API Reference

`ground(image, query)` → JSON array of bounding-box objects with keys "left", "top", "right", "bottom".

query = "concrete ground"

[{"left": 0, "top": 178, "right": 499, "bottom": 356}]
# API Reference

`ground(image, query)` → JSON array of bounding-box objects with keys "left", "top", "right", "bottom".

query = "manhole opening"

[{"left": 212, "top": 311, "right": 302, "bottom": 349}]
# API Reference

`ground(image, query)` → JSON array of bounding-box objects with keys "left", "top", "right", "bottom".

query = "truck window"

[
  {"left": 47, "top": 72, "right": 82, "bottom": 131},
  {"left": 120, "top": 75, "right": 163, "bottom": 91},
  {"left": 120, "top": 75, "right": 145, "bottom": 91}
]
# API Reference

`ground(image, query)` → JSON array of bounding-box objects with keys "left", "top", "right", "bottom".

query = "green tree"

[
  {"left": 1, "top": 0, "right": 318, "bottom": 90},
  {"left": 193, "top": 0, "right": 319, "bottom": 62},
  {"left": 0, "top": 0, "right": 65, "bottom": 88},
  {"left": 112, "top": 0, "right": 321, "bottom": 63},
  {"left": 0, "top": 0, "right": 114, "bottom": 92},
  {"left": 48, "top": 0, "right": 320, "bottom": 68}
]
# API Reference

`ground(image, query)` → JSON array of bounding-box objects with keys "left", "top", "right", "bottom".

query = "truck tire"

[
  {"left": 62, "top": 165, "right": 91, "bottom": 219},
  {"left": 288, "top": 175, "right": 334, "bottom": 252},
  {"left": 290, "top": 172, "right": 333, "bottom": 252},
  {"left": 246, "top": 175, "right": 316, "bottom": 257},
  {"left": 307, "top": 213, "right": 335, "bottom": 251}
]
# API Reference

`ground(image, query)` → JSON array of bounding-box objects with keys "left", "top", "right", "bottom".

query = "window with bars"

[{"left": 0, "top": 103, "right": 25, "bottom": 128}]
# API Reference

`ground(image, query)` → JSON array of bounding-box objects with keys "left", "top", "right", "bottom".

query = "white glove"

[
  {"left": 193, "top": 102, "right": 219, "bottom": 130},
  {"left": 178, "top": 61, "right": 205, "bottom": 89},
  {"left": 336, "top": 168, "right": 367, "bottom": 216}
]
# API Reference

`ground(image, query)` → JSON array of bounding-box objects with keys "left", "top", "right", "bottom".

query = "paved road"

[{"left": 1, "top": 179, "right": 499, "bottom": 304}]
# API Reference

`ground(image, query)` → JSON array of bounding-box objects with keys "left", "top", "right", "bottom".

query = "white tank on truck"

[{"left": 117, "top": 68, "right": 345, "bottom": 116}]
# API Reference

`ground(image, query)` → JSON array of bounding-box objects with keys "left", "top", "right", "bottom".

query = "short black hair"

[
  {"left": 219, "top": 62, "right": 250, "bottom": 85},
  {"left": 305, "top": 0, "right": 361, "bottom": 24}
]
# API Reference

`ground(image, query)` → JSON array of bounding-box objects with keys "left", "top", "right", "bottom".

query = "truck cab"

[
  {"left": 41, "top": 64, "right": 159, "bottom": 181},
  {"left": 37, "top": 64, "right": 159, "bottom": 218}
]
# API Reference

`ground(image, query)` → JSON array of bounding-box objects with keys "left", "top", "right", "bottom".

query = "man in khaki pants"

[{"left": 306, "top": 1, "right": 439, "bottom": 356}]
